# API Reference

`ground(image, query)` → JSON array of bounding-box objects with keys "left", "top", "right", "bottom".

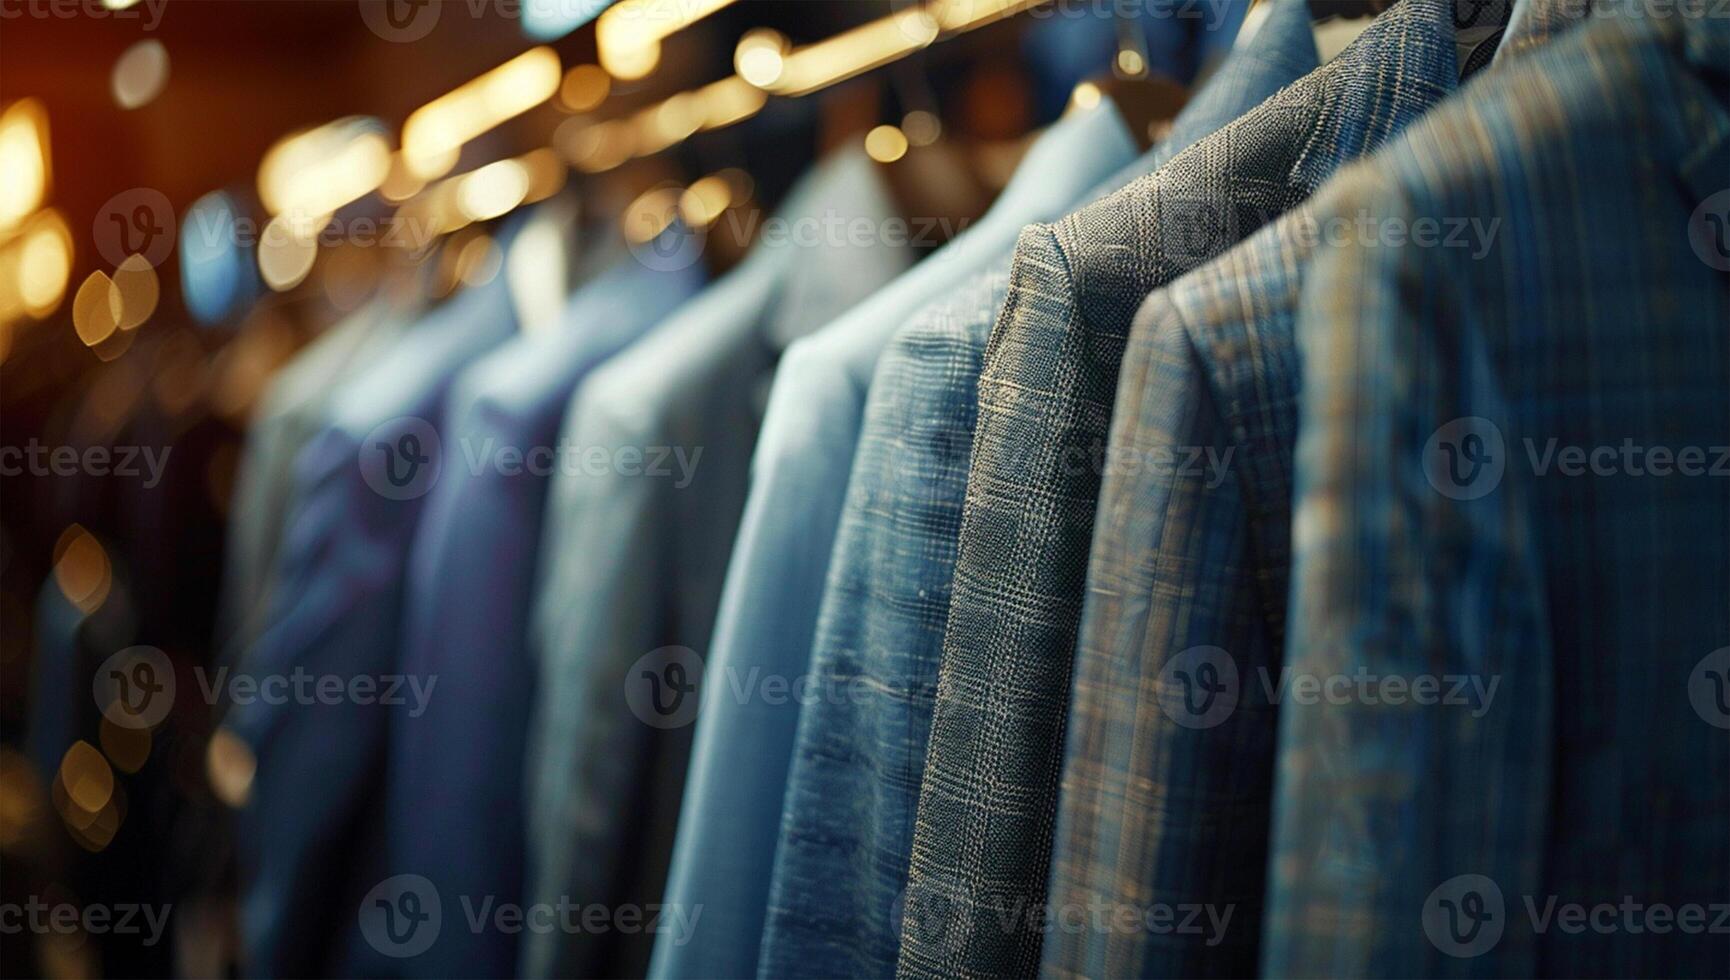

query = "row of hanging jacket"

[{"left": 183, "top": 0, "right": 1730, "bottom": 976}]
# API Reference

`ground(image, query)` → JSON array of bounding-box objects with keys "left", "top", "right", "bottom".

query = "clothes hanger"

[
  {"left": 1086, "top": 3, "right": 1192, "bottom": 152},
  {"left": 861, "top": 55, "right": 1000, "bottom": 252}
]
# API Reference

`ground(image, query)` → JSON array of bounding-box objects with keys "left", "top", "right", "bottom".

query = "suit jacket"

[
  {"left": 216, "top": 296, "right": 406, "bottom": 667},
  {"left": 230, "top": 269, "right": 519, "bottom": 977},
  {"left": 520, "top": 150, "right": 911, "bottom": 979},
  {"left": 900, "top": 1, "right": 1498, "bottom": 975},
  {"left": 756, "top": 5, "right": 1322, "bottom": 977},
  {"left": 382, "top": 246, "right": 702, "bottom": 978},
  {"left": 1268, "top": 11, "right": 1730, "bottom": 977},
  {"left": 651, "top": 102, "right": 1140, "bottom": 980}
]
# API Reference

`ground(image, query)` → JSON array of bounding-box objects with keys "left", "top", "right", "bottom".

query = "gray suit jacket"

[{"left": 900, "top": 1, "right": 1497, "bottom": 976}]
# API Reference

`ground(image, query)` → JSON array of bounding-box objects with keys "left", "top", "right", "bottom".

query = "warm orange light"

[
  {"left": 597, "top": 0, "right": 739, "bottom": 80},
  {"left": 7, "top": 209, "right": 73, "bottom": 322},
  {"left": 112, "top": 254, "right": 159, "bottom": 330},
  {"left": 0, "top": 99, "right": 50, "bottom": 235},
  {"left": 258, "top": 117, "right": 392, "bottom": 219},
  {"left": 72, "top": 272, "right": 123, "bottom": 348},
  {"left": 754, "top": 8, "right": 939, "bottom": 97},
  {"left": 53, "top": 524, "right": 112, "bottom": 613},
  {"left": 622, "top": 186, "right": 682, "bottom": 245},
  {"left": 100, "top": 717, "right": 152, "bottom": 774},
  {"left": 864, "top": 125, "right": 910, "bottom": 163},
  {"left": 457, "top": 158, "right": 531, "bottom": 222},
  {"left": 401, "top": 47, "right": 562, "bottom": 180},
  {"left": 111, "top": 39, "right": 170, "bottom": 109},
  {"left": 59, "top": 741, "right": 114, "bottom": 816},
  {"left": 678, "top": 173, "right": 733, "bottom": 228},
  {"left": 257, "top": 214, "right": 325, "bottom": 292},
  {"left": 932, "top": 0, "right": 1046, "bottom": 31},
  {"left": 615, "top": 75, "right": 766, "bottom": 166},
  {"left": 734, "top": 29, "right": 789, "bottom": 89},
  {"left": 207, "top": 728, "right": 256, "bottom": 809},
  {"left": 560, "top": 64, "right": 611, "bottom": 112},
  {"left": 561, "top": 118, "right": 635, "bottom": 173}
]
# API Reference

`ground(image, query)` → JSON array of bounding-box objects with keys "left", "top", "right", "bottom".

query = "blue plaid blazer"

[
  {"left": 760, "top": 5, "right": 1323, "bottom": 977},
  {"left": 900, "top": 2, "right": 1490, "bottom": 975},
  {"left": 1041, "top": 3, "right": 1643, "bottom": 975},
  {"left": 1269, "top": 11, "right": 1730, "bottom": 978}
]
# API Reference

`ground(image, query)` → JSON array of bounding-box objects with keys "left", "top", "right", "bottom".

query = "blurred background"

[{"left": 0, "top": 1, "right": 1267, "bottom": 975}]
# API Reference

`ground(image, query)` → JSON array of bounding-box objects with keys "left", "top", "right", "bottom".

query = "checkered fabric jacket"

[
  {"left": 1268, "top": 10, "right": 1730, "bottom": 977},
  {"left": 899, "top": 1, "right": 1495, "bottom": 975},
  {"left": 757, "top": 5, "right": 1323, "bottom": 977}
]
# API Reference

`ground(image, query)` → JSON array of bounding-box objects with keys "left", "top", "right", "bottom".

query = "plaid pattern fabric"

[
  {"left": 763, "top": 270, "right": 1010, "bottom": 980},
  {"left": 900, "top": 3, "right": 1475, "bottom": 976},
  {"left": 1042, "top": 199, "right": 1319, "bottom": 980},
  {"left": 654, "top": 102, "right": 1135, "bottom": 980},
  {"left": 760, "top": 6, "right": 1321, "bottom": 977},
  {"left": 1268, "top": 13, "right": 1730, "bottom": 977}
]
